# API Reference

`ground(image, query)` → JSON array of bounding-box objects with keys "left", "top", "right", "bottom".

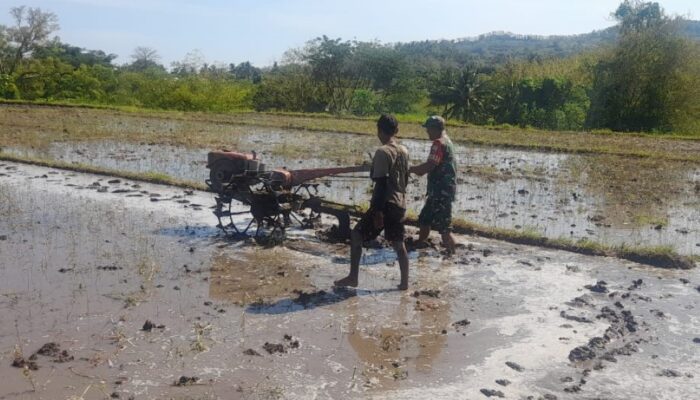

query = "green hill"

[{"left": 395, "top": 20, "right": 700, "bottom": 66}]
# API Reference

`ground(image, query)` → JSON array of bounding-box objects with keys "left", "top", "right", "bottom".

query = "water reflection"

[{"left": 345, "top": 292, "right": 450, "bottom": 391}]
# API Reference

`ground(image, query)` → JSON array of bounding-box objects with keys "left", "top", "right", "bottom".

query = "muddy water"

[
  {"left": 4, "top": 129, "right": 699, "bottom": 256},
  {"left": 1, "top": 161, "right": 699, "bottom": 400}
]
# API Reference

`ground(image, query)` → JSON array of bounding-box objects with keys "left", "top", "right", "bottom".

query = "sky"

[{"left": 0, "top": 0, "right": 698, "bottom": 67}]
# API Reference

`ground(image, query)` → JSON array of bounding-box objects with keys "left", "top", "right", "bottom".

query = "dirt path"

[{"left": 0, "top": 162, "right": 698, "bottom": 400}]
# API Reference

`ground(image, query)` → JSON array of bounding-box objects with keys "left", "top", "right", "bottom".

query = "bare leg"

[
  {"left": 393, "top": 240, "right": 409, "bottom": 290},
  {"left": 416, "top": 225, "right": 430, "bottom": 244},
  {"left": 441, "top": 231, "right": 456, "bottom": 256},
  {"left": 334, "top": 229, "right": 363, "bottom": 287}
]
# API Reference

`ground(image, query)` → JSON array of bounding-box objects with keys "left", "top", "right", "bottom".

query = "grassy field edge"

[{"left": 2, "top": 100, "right": 698, "bottom": 163}]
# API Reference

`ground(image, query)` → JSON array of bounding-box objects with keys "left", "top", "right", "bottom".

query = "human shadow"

[{"left": 246, "top": 286, "right": 400, "bottom": 315}]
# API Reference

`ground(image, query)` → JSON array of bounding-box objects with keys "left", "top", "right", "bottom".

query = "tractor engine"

[{"left": 205, "top": 149, "right": 368, "bottom": 239}]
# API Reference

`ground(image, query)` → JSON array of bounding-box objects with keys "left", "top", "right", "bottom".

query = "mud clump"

[
  {"left": 584, "top": 281, "right": 608, "bottom": 293},
  {"left": 97, "top": 265, "right": 122, "bottom": 271},
  {"left": 261, "top": 335, "right": 300, "bottom": 355},
  {"left": 141, "top": 320, "right": 165, "bottom": 332},
  {"left": 657, "top": 369, "right": 682, "bottom": 378},
  {"left": 14, "top": 343, "right": 75, "bottom": 368},
  {"left": 480, "top": 388, "right": 505, "bottom": 397},
  {"left": 568, "top": 306, "right": 641, "bottom": 364},
  {"left": 243, "top": 348, "right": 261, "bottom": 356},
  {"left": 412, "top": 289, "right": 441, "bottom": 298},
  {"left": 283, "top": 334, "right": 300, "bottom": 349},
  {"left": 568, "top": 345, "right": 596, "bottom": 362},
  {"left": 560, "top": 311, "right": 593, "bottom": 324},
  {"left": 11, "top": 355, "right": 38, "bottom": 370},
  {"left": 36, "top": 342, "right": 74, "bottom": 363},
  {"left": 505, "top": 361, "right": 525, "bottom": 372},
  {"left": 628, "top": 279, "right": 643, "bottom": 290},
  {"left": 452, "top": 319, "right": 471, "bottom": 331},
  {"left": 263, "top": 342, "right": 286, "bottom": 355},
  {"left": 566, "top": 294, "right": 595, "bottom": 308},
  {"left": 174, "top": 376, "right": 200, "bottom": 386}
]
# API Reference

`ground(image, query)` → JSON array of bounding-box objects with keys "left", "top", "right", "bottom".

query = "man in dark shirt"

[
  {"left": 410, "top": 115, "right": 457, "bottom": 255},
  {"left": 334, "top": 114, "right": 411, "bottom": 290}
]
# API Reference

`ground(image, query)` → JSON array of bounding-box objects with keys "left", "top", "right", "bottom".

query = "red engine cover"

[{"left": 207, "top": 150, "right": 256, "bottom": 168}]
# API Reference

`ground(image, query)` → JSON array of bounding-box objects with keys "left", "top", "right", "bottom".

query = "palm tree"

[{"left": 428, "top": 66, "right": 487, "bottom": 123}]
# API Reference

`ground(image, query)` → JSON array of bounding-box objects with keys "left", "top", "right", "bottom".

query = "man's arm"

[
  {"left": 409, "top": 161, "right": 436, "bottom": 176},
  {"left": 410, "top": 140, "right": 442, "bottom": 176}
]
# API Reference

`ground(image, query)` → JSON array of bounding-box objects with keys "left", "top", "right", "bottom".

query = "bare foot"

[
  {"left": 334, "top": 276, "right": 358, "bottom": 288},
  {"left": 397, "top": 282, "right": 409, "bottom": 291}
]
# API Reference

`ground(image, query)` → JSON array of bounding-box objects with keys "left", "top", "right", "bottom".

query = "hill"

[{"left": 395, "top": 20, "right": 700, "bottom": 66}]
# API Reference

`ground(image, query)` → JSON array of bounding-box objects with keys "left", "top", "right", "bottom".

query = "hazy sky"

[{"left": 0, "top": 0, "right": 697, "bottom": 67}]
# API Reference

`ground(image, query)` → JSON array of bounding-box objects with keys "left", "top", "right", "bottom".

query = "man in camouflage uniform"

[{"left": 410, "top": 115, "right": 457, "bottom": 255}]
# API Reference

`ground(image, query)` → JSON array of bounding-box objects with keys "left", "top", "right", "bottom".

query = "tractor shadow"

[{"left": 246, "top": 287, "right": 399, "bottom": 315}]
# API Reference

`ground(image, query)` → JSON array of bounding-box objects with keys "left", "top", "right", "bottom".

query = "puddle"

[
  {"left": 5, "top": 129, "right": 698, "bottom": 255},
  {"left": 0, "top": 161, "right": 698, "bottom": 399}
]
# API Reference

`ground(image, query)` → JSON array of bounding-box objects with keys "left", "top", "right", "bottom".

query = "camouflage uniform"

[{"left": 418, "top": 134, "right": 457, "bottom": 233}]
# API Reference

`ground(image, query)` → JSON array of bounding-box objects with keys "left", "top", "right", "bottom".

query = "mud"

[
  {"left": 5, "top": 129, "right": 699, "bottom": 256},
  {"left": 1, "top": 161, "right": 699, "bottom": 399}
]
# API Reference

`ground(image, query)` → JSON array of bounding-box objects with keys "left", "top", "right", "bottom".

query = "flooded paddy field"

[
  {"left": 4, "top": 129, "right": 699, "bottom": 256},
  {"left": 1, "top": 161, "right": 699, "bottom": 400}
]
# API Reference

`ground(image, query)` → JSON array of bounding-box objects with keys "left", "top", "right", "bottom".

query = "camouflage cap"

[{"left": 422, "top": 115, "right": 445, "bottom": 130}]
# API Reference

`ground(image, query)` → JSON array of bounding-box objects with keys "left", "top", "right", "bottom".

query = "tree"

[
  {"left": 33, "top": 41, "right": 116, "bottom": 68},
  {"left": 302, "top": 36, "right": 360, "bottom": 113},
  {"left": 428, "top": 66, "right": 488, "bottom": 123},
  {"left": 171, "top": 49, "right": 204, "bottom": 76},
  {"left": 126, "top": 46, "right": 164, "bottom": 72},
  {"left": 0, "top": 6, "right": 59, "bottom": 74},
  {"left": 587, "top": 1, "right": 698, "bottom": 132},
  {"left": 252, "top": 64, "right": 325, "bottom": 112},
  {"left": 230, "top": 61, "right": 261, "bottom": 83}
]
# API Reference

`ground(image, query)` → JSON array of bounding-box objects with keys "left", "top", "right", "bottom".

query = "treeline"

[
  {"left": 0, "top": 1, "right": 698, "bottom": 134},
  {"left": 0, "top": 8, "right": 254, "bottom": 111}
]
